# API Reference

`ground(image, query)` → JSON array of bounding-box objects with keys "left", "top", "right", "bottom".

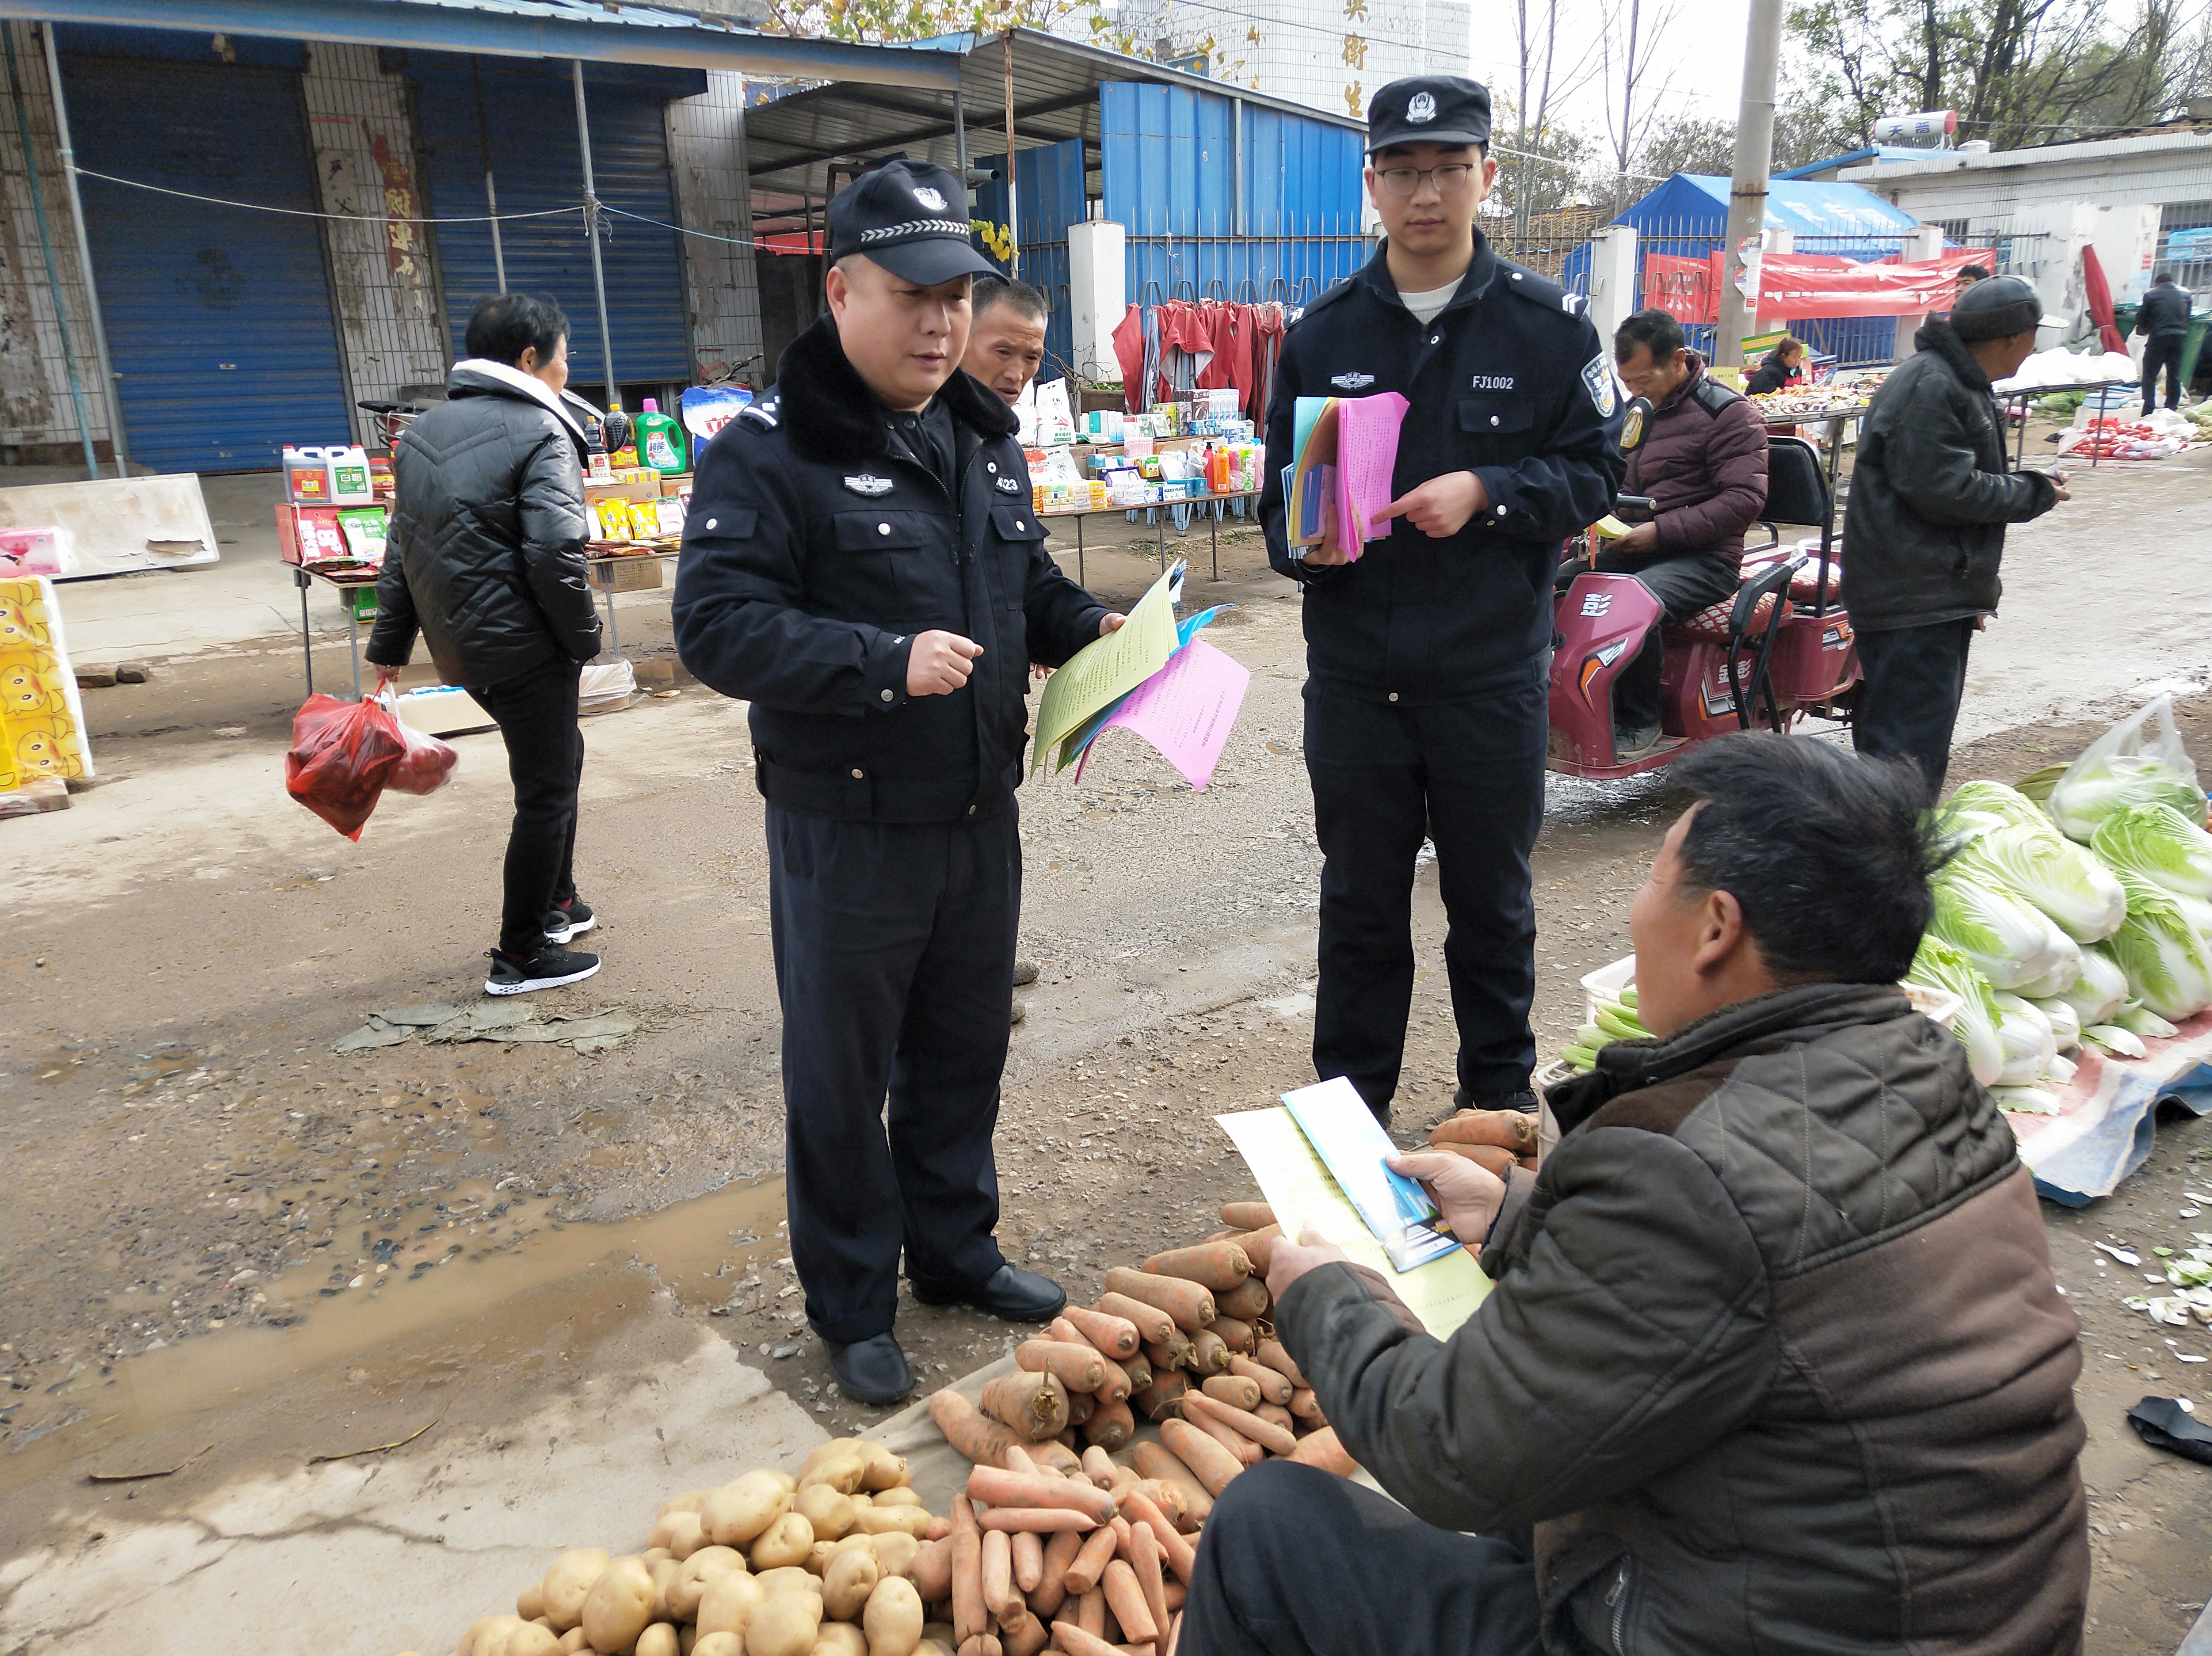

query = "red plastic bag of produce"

[
  {"left": 284, "top": 692, "right": 407, "bottom": 840},
  {"left": 385, "top": 719, "right": 458, "bottom": 796}
]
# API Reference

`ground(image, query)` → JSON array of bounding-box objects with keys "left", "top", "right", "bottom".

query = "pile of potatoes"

[{"left": 416, "top": 1439, "right": 962, "bottom": 1656}]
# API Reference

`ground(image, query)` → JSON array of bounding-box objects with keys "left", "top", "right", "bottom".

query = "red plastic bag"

[
  {"left": 285, "top": 693, "right": 407, "bottom": 839},
  {"left": 386, "top": 720, "right": 458, "bottom": 796}
]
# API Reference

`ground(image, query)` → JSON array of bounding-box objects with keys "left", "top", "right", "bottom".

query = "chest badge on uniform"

[
  {"left": 844, "top": 474, "right": 894, "bottom": 497},
  {"left": 995, "top": 475, "right": 1022, "bottom": 493},
  {"left": 1331, "top": 371, "right": 1375, "bottom": 390},
  {"left": 1580, "top": 352, "right": 1620, "bottom": 418}
]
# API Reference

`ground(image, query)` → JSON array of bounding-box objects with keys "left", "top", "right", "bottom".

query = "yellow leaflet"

[{"left": 1030, "top": 561, "right": 1182, "bottom": 771}]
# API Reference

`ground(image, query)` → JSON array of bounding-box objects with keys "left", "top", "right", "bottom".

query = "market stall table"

[
  {"left": 1995, "top": 379, "right": 2134, "bottom": 470},
  {"left": 1046, "top": 490, "right": 1260, "bottom": 584},
  {"left": 584, "top": 548, "right": 681, "bottom": 654},
  {"left": 288, "top": 563, "right": 377, "bottom": 700}
]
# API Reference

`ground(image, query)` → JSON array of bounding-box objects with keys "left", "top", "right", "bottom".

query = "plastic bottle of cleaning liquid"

[{"left": 635, "top": 397, "right": 688, "bottom": 475}]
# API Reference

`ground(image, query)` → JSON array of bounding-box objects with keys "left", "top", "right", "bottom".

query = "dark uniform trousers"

[
  {"left": 1179, "top": 1464, "right": 1543, "bottom": 1656},
  {"left": 1850, "top": 616, "right": 1977, "bottom": 796},
  {"left": 1306, "top": 656, "right": 1549, "bottom": 1114},
  {"left": 770, "top": 802, "right": 1019, "bottom": 1344}
]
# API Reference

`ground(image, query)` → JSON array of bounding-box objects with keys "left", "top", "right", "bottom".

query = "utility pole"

[{"left": 1715, "top": 0, "right": 1782, "bottom": 367}]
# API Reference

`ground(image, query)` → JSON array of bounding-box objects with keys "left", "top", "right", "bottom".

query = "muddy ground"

[{"left": 5, "top": 463, "right": 2212, "bottom": 1652}]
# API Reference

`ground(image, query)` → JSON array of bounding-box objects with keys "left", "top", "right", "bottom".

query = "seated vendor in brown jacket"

[
  {"left": 1562, "top": 308, "right": 1769, "bottom": 763},
  {"left": 1178, "top": 734, "right": 2088, "bottom": 1656}
]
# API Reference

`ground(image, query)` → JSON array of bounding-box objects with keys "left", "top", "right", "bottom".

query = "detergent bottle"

[{"left": 634, "top": 397, "right": 687, "bottom": 475}]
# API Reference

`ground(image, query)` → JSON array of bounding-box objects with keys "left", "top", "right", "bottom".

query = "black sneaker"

[
  {"left": 484, "top": 945, "right": 601, "bottom": 996},
  {"left": 544, "top": 898, "right": 596, "bottom": 944}
]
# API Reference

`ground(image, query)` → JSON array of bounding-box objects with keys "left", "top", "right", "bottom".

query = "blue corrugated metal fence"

[{"left": 1100, "top": 83, "right": 1366, "bottom": 313}]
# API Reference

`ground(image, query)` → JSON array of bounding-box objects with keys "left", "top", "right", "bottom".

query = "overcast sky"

[{"left": 1462, "top": 0, "right": 1760, "bottom": 140}]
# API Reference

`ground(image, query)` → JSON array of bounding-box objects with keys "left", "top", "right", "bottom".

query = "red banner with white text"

[{"left": 1750, "top": 247, "right": 1990, "bottom": 318}]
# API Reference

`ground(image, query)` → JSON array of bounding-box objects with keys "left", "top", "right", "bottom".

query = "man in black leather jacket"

[
  {"left": 1841, "top": 277, "right": 2066, "bottom": 793},
  {"left": 366, "top": 292, "right": 605, "bottom": 996}
]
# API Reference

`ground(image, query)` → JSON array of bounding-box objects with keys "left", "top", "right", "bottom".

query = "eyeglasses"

[{"left": 1374, "top": 163, "right": 1476, "bottom": 198}]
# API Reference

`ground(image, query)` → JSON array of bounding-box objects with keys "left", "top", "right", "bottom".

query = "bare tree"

[
  {"left": 1599, "top": 0, "right": 1685, "bottom": 213},
  {"left": 1508, "top": 0, "right": 1602, "bottom": 235}
]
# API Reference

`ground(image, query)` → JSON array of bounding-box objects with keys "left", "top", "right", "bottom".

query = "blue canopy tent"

[{"left": 1562, "top": 174, "right": 1926, "bottom": 364}]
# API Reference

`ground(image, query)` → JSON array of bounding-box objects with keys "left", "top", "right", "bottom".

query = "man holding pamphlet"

[
  {"left": 1185, "top": 736, "right": 2089, "bottom": 1656},
  {"left": 673, "top": 161, "right": 1123, "bottom": 1406},
  {"left": 1262, "top": 76, "right": 1627, "bottom": 1128}
]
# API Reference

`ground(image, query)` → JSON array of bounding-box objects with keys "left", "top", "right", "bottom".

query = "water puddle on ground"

[{"left": 5, "top": 1175, "right": 789, "bottom": 1490}]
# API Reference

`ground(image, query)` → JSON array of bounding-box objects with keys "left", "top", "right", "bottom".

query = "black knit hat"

[{"left": 1950, "top": 274, "right": 2041, "bottom": 341}]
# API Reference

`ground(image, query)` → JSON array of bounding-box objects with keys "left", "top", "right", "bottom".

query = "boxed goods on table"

[{"left": 276, "top": 505, "right": 383, "bottom": 579}]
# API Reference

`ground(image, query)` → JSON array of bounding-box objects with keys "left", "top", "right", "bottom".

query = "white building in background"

[{"left": 1115, "top": 0, "right": 1471, "bottom": 119}]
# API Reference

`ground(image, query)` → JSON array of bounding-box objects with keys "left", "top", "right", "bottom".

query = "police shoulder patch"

[
  {"left": 739, "top": 397, "right": 781, "bottom": 429},
  {"left": 1581, "top": 352, "right": 1620, "bottom": 418}
]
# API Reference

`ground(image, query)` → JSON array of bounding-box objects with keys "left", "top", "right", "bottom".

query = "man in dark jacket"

[
  {"left": 1843, "top": 276, "right": 2066, "bottom": 793},
  {"left": 2138, "top": 268, "right": 2193, "bottom": 414},
  {"left": 1180, "top": 735, "right": 2088, "bottom": 1656},
  {"left": 366, "top": 292, "right": 605, "bottom": 997},
  {"left": 1266, "top": 76, "right": 1626, "bottom": 1128},
  {"left": 673, "top": 162, "right": 1119, "bottom": 1406},
  {"left": 1575, "top": 307, "right": 1768, "bottom": 758}
]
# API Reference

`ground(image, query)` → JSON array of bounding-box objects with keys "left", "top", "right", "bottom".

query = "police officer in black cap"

[
  {"left": 1842, "top": 272, "right": 2067, "bottom": 793},
  {"left": 673, "top": 160, "right": 1124, "bottom": 1405},
  {"left": 1263, "top": 76, "right": 1627, "bottom": 1128}
]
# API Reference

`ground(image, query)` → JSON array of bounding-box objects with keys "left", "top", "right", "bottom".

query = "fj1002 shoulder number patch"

[{"left": 1581, "top": 352, "right": 1619, "bottom": 417}]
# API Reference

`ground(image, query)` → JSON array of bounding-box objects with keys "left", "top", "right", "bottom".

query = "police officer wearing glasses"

[
  {"left": 1263, "top": 77, "right": 1626, "bottom": 1128},
  {"left": 674, "top": 160, "right": 1124, "bottom": 1405}
]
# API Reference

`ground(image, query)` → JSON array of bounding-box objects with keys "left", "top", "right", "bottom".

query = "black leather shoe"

[
  {"left": 912, "top": 1264, "right": 1067, "bottom": 1322},
  {"left": 826, "top": 1332, "right": 914, "bottom": 1406},
  {"left": 1451, "top": 1086, "right": 1540, "bottom": 1115}
]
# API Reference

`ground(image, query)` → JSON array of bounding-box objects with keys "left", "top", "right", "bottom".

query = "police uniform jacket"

[
  {"left": 1263, "top": 236, "right": 1627, "bottom": 702},
  {"left": 673, "top": 314, "right": 1110, "bottom": 823}
]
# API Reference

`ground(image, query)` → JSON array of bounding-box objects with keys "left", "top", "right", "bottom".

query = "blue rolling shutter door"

[
  {"left": 58, "top": 50, "right": 352, "bottom": 473},
  {"left": 409, "top": 59, "right": 696, "bottom": 388}
]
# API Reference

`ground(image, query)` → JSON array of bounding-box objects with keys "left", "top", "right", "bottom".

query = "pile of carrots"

[{"left": 919, "top": 1202, "right": 1353, "bottom": 1656}]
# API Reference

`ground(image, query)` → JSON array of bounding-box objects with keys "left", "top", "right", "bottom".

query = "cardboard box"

[
  {"left": 589, "top": 556, "right": 663, "bottom": 592},
  {"left": 275, "top": 504, "right": 350, "bottom": 567}
]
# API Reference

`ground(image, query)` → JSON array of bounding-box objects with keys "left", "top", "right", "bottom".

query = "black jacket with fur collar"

[{"left": 673, "top": 314, "right": 1109, "bottom": 823}]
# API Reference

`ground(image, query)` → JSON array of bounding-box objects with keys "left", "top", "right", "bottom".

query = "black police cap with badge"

[
  {"left": 1365, "top": 75, "right": 1492, "bottom": 154},
  {"left": 827, "top": 158, "right": 999, "bottom": 286}
]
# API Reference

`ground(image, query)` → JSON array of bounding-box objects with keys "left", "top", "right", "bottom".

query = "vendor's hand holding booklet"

[
  {"left": 1031, "top": 561, "right": 1251, "bottom": 791},
  {"left": 1284, "top": 393, "right": 1409, "bottom": 560},
  {"left": 1280, "top": 1077, "right": 1463, "bottom": 1271}
]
